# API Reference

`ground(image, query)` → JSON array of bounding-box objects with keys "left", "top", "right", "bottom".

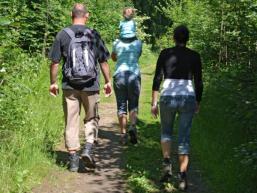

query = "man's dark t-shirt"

[{"left": 49, "top": 24, "right": 110, "bottom": 91}]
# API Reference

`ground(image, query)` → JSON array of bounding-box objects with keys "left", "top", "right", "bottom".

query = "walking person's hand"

[
  {"left": 151, "top": 104, "right": 159, "bottom": 118},
  {"left": 103, "top": 82, "right": 112, "bottom": 97},
  {"left": 49, "top": 83, "right": 59, "bottom": 97}
]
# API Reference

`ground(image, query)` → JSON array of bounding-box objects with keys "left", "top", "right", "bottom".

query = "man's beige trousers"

[{"left": 63, "top": 89, "right": 100, "bottom": 151}]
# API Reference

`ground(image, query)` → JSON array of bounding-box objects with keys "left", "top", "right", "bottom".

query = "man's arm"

[
  {"left": 49, "top": 62, "right": 59, "bottom": 96},
  {"left": 100, "top": 61, "right": 111, "bottom": 83},
  {"left": 100, "top": 61, "right": 112, "bottom": 97},
  {"left": 48, "top": 30, "right": 62, "bottom": 97},
  {"left": 50, "top": 62, "right": 59, "bottom": 84}
]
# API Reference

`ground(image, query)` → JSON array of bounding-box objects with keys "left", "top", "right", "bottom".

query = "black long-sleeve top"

[{"left": 152, "top": 46, "right": 203, "bottom": 102}]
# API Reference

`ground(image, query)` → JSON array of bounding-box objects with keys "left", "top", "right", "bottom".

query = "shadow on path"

[{"left": 32, "top": 104, "right": 127, "bottom": 193}]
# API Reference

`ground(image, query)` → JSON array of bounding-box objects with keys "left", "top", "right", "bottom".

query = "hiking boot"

[
  {"left": 160, "top": 158, "right": 172, "bottom": 183},
  {"left": 178, "top": 172, "right": 188, "bottom": 191},
  {"left": 68, "top": 152, "right": 79, "bottom": 172},
  {"left": 128, "top": 125, "right": 137, "bottom": 144},
  {"left": 120, "top": 133, "right": 128, "bottom": 145},
  {"left": 81, "top": 142, "right": 96, "bottom": 168}
]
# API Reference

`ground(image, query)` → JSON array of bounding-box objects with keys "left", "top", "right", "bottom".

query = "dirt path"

[{"left": 32, "top": 103, "right": 127, "bottom": 193}]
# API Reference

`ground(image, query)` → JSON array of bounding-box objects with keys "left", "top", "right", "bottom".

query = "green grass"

[
  {"left": 0, "top": 54, "right": 63, "bottom": 192},
  {"left": 191, "top": 72, "right": 257, "bottom": 193}
]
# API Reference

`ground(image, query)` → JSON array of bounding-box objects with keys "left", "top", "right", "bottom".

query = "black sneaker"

[
  {"left": 81, "top": 142, "right": 96, "bottom": 168},
  {"left": 160, "top": 158, "right": 172, "bottom": 183},
  {"left": 128, "top": 125, "right": 137, "bottom": 144},
  {"left": 178, "top": 172, "right": 188, "bottom": 191},
  {"left": 68, "top": 153, "right": 79, "bottom": 172}
]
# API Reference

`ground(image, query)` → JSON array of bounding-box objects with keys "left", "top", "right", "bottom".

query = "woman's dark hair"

[{"left": 173, "top": 25, "right": 189, "bottom": 44}]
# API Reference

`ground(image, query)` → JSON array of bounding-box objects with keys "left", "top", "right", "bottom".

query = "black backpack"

[{"left": 63, "top": 28, "right": 97, "bottom": 85}]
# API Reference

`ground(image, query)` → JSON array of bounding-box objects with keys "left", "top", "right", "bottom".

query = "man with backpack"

[{"left": 49, "top": 3, "right": 112, "bottom": 172}]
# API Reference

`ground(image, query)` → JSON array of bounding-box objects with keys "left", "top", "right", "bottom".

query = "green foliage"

[
  {"left": 200, "top": 0, "right": 257, "bottom": 70},
  {"left": 156, "top": 0, "right": 218, "bottom": 60},
  {"left": 192, "top": 70, "right": 257, "bottom": 193},
  {"left": 0, "top": 48, "right": 63, "bottom": 192},
  {"left": 0, "top": 0, "right": 69, "bottom": 54},
  {"left": 132, "top": 0, "right": 172, "bottom": 45},
  {"left": 225, "top": 69, "right": 257, "bottom": 174},
  {"left": 234, "top": 139, "right": 257, "bottom": 170},
  {"left": 18, "top": 0, "right": 69, "bottom": 54}
]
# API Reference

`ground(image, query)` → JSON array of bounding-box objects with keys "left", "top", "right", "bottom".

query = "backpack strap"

[{"left": 63, "top": 28, "right": 75, "bottom": 38}]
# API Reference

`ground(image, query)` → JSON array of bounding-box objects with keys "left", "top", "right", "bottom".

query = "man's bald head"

[{"left": 72, "top": 3, "right": 88, "bottom": 19}]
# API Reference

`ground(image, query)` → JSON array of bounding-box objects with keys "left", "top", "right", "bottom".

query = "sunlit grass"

[{"left": 0, "top": 57, "right": 63, "bottom": 192}]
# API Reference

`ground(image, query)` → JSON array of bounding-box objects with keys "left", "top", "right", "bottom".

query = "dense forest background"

[{"left": 0, "top": 0, "right": 256, "bottom": 192}]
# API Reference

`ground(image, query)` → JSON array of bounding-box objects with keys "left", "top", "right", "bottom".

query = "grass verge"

[
  {"left": 0, "top": 52, "right": 63, "bottom": 192},
  {"left": 191, "top": 71, "right": 257, "bottom": 193}
]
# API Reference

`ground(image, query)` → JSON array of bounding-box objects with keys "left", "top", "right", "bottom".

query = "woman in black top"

[{"left": 151, "top": 25, "right": 203, "bottom": 190}]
